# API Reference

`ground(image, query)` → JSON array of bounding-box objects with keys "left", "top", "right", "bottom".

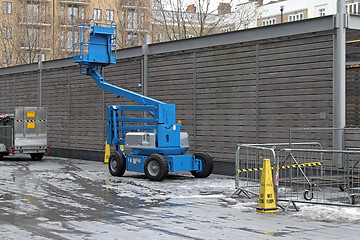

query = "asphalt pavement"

[{"left": 0, "top": 154, "right": 359, "bottom": 239}]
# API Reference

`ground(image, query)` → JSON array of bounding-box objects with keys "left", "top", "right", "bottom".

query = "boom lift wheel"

[
  {"left": 144, "top": 154, "right": 168, "bottom": 181},
  {"left": 109, "top": 151, "right": 126, "bottom": 177},
  {"left": 191, "top": 152, "right": 213, "bottom": 178}
]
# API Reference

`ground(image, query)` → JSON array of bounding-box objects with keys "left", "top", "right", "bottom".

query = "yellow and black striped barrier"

[
  {"left": 16, "top": 120, "right": 46, "bottom": 123},
  {"left": 237, "top": 162, "right": 322, "bottom": 173}
]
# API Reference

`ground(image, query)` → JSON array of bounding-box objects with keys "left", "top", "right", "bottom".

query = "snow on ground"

[
  {"left": 1, "top": 155, "right": 360, "bottom": 239},
  {"left": 292, "top": 204, "right": 360, "bottom": 222}
]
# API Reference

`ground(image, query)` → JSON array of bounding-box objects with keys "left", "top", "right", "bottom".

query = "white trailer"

[{"left": 0, "top": 107, "right": 48, "bottom": 160}]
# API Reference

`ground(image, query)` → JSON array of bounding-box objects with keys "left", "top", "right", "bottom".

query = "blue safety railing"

[{"left": 73, "top": 19, "right": 117, "bottom": 73}]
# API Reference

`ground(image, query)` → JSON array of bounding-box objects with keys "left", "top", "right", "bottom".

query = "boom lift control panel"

[{"left": 73, "top": 20, "right": 213, "bottom": 180}]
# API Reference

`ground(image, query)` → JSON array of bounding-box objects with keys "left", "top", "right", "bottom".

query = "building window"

[
  {"left": 128, "top": 33, "right": 137, "bottom": 46},
  {"left": 122, "top": 11, "right": 126, "bottom": 28},
  {"left": 319, "top": 8, "right": 326, "bottom": 17},
  {"left": 28, "top": 28, "right": 39, "bottom": 47},
  {"left": 20, "top": 3, "right": 24, "bottom": 21},
  {"left": 262, "top": 18, "right": 276, "bottom": 26},
  {"left": 123, "top": 0, "right": 135, "bottom": 6},
  {"left": 61, "top": 6, "right": 65, "bottom": 23},
  {"left": 140, "top": 12, "right": 145, "bottom": 28},
  {"left": 127, "top": 10, "right": 137, "bottom": 29},
  {"left": 20, "top": 28, "right": 24, "bottom": 45},
  {"left": 42, "top": 29, "right": 46, "bottom": 48},
  {"left": 28, "top": 3, "right": 39, "bottom": 22},
  {"left": 41, "top": 5, "right": 46, "bottom": 22},
  {"left": 288, "top": 13, "right": 304, "bottom": 22},
  {"left": 346, "top": 2, "right": 360, "bottom": 15},
  {"left": 2, "top": 27, "right": 12, "bottom": 39},
  {"left": 81, "top": 7, "right": 85, "bottom": 20},
  {"left": 60, "top": 31, "right": 65, "bottom": 48},
  {"left": 155, "top": 32, "right": 163, "bottom": 42},
  {"left": 68, "top": 5, "right": 79, "bottom": 24},
  {"left": 3, "top": 2, "right": 12, "bottom": 14},
  {"left": 221, "top": 26, "right": 232, "bottom": 33},
  {"left": 2, "top": 52, "right": 11, "bottom": 64},
  {"left": 171, "top": 33, "right": 179, "bottom": 40},
  {"left": 20, "top": 52, "right": 25, "bottom": 62},
  {"left": 106, "top": 10, "right": 114, "bottom": 21},
  {"left": 67, "top": 31, "right": 72, "bottom": 49},
  {"left": 94, "top": 9, "right": 102, "bottom": 20},
  {"left": 28, "top": 54, "right": 38, "bottom": 63}
]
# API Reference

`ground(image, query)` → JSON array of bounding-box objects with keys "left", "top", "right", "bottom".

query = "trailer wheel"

[
  {"left": 191, "top": 152, "right": 213, "bottom": 178},
  {"left": 108, "top": 151, "right": 126, "bottom": 177},
  {"left": 30, "top": 153, "right": 44, "bottom": 161},
  {"left": 144, "top": 154, "right": 168, "bottom": 181},
  {"left": 303, "top": 190, "right": 314, "bottom": 200},
  {"left": 350, "top": 194, "right": 356, "bottom": 205}
]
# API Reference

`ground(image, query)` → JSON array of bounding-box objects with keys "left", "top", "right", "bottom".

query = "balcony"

[
  {"left": 122, "top": 5, "right": 150, "bottom": 10},
  {"left": 19, "top": 15, "right": 52, "bottom": 27},
  {"left": 24, "top": 0, "right": 52, "bottom": 2},
  {"left": 60, "top": 17, "right": 91, "bottom": 27},
  {"left": 59, "top": 0, "right": 90, "bottom": 5},
  {"left": 120, "top": 0, "right": 150, "bottom": 10}
]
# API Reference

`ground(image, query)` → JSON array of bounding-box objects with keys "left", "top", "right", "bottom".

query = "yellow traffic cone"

[
  {"left": 104, "top": 142, "right": 110, "bottom": 164},
  {"left": 256, "top": 158, "right": 278, "bottom": 213}
]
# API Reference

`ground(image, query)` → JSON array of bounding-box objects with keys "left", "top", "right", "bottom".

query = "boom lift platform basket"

[{"left": 73, "top": 20, "right": 213, "bottom": 181}]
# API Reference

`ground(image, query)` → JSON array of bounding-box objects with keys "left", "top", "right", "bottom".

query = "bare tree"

[
  {"left": 114, "top": 0, "right": 152, "bottom": 48},
  {"left": 152, "top": 0, "right": 263, "bottom": 42},
  {"left": 229, "top": 1, "right": 264, "bottom": 30},
  {"left": 152, "top": 0, "right": 220, "bottom": 41}
]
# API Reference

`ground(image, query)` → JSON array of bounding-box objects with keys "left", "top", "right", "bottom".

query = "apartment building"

[
  {"left": 258, "top": 0, "right": 359, "bottom": 26},
  {"left": 0, "top": 0, "right": 151, "bottom": 67}
]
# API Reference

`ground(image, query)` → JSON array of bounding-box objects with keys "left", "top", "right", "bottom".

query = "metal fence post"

[
  {"left": 193, "top": 52, "right": 197, "bottom": 152},
  {"left": 38, "top": 54, "right": 45, "bottom": 107},
  {"left": 142, "top": 35, "right": 150, "bottom": 97},
  {"left": 333, "top": 0, "right": 346, "bottom": 166},
  {"left": 256, "top": 44, "right": 260, "bottom": 144}
]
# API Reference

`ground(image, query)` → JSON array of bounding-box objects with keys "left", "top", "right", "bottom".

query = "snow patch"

[{"left": 293, "top": 204, "right": 360, "bottom": 222}]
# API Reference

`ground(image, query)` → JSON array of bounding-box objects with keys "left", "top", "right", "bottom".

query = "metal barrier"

[
  {"left": 233, "top": 129, "right": 360, "bottom": 209},
  {"left": 232, "top": 144, "right": 276, "bottom": 198},
  {"left": 231, "top": 142, "right": 322, "bottom": 198},
  {"left": 0, "top": 126, "right": 13, "bottom": 148},
  {"left": 277, "top": 148, "right": 360, "bottom": 207}
]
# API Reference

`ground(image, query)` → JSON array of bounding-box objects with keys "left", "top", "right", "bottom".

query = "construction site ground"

[{"left": 0, "top": 155, "right": 359, "bottom": 240}]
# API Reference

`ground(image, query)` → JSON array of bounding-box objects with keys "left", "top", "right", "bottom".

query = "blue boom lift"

[{"left": 73, "top": 20, "right": 213, "bottom": 181}]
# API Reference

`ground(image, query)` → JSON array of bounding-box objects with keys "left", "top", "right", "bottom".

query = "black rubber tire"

[
  {"left": 0, "top": 153, "right": 3, "bottom": 161},
  {"left": 108, "top": 151, "right": 126, "bottom": 177},
  {"left": 144, "top": 154, "right": 168, "bottom": 181},
  {"left": 303, "top": 190, "right": 314, "bottom": 200},
  {"left": 350, "top": 195, "right": 356, "bottom": 205},
  {"left": 30, "top": 153, "right": 44, "bottom": 161},
  {"left": 191, "top": 152, "right": 213, "bottom": 178}
]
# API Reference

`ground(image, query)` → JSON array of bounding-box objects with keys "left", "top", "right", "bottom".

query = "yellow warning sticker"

[
  {"left": 27, "top": 122, "right": 35, "bottom": 128},
  {"left": 27, "top": 111, "right": 35, "bottom": 118}
]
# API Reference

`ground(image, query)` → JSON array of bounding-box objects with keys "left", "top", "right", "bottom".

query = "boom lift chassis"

[{"left": 73, "top": 20, "right": 213, "bottom": 181}]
